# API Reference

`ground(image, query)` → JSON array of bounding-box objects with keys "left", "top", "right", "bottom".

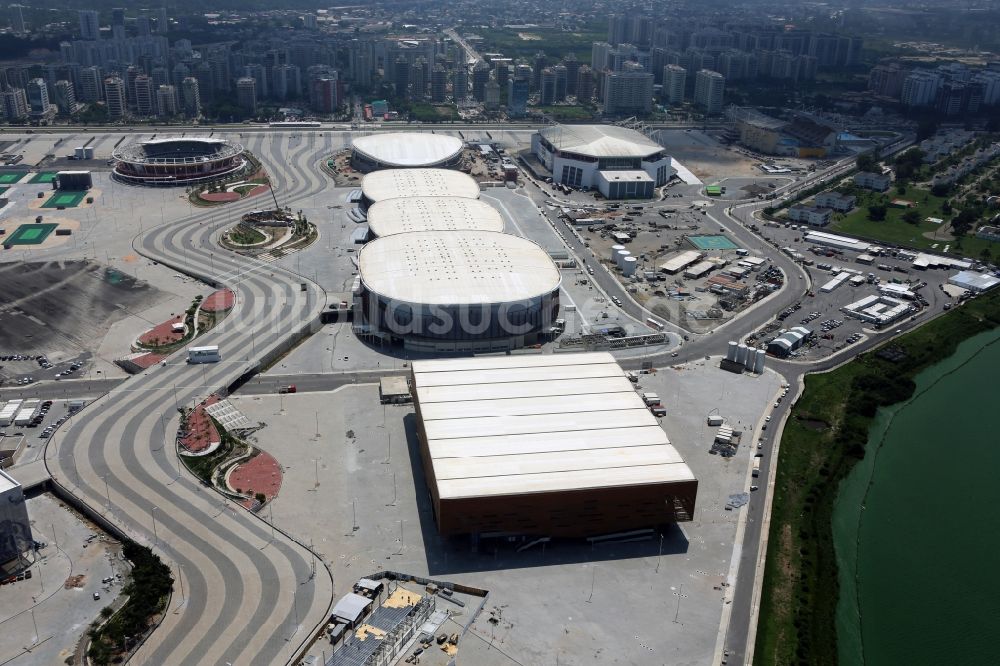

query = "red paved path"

[
  {"left": 200, "top": 192, "right": 240, "bottom": 202},
  {"left": 138, "top": 315, "right": 184, "bottom": 346},
  {"left": 179, "top": 395, "right": 221, "bottom": 454},
  {"left": 201, "top": 288, "right": 235, "bottom": 313},
  {"left": 247, "top": 184, "right": 270, "bottom": 197},
  {"left": 228, "top": 451, "right": 282, "bottom": 509},
  {"left": 132, "top": 352, "right": 166, "bottom": 370}
]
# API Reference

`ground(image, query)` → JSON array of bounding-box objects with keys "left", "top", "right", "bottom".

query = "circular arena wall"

[
  {"left": 350, "top": 133, "right": 464, "bottom": 172},
  {"left": 357, "top": 230, "right": 561, "bottom": 343},
  {"left": 112, "top": 137, "right": 248, "bottom": 187}
]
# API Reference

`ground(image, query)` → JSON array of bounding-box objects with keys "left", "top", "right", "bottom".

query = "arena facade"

[
  {"left": 350, "top": 133, "right": 464, "bottom": 173},
  {"left": 356, "top": 230, "right": 561, "bottom": 353},
  {"left": 112, "top": 137, "right": 249, "bottom": 186},
  {"left": 531, "top": 125, "right": 675, "bottom": 199}
]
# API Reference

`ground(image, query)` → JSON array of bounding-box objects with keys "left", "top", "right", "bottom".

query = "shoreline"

[{"left": 752, "top": 287, "right": 1000, "bottom": 665}]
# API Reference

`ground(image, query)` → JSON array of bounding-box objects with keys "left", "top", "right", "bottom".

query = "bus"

[{"left": 187, "top": 346, "right": 221, "bottom": 364}]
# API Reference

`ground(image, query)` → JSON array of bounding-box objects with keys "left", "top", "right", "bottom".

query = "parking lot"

[
  {"left": 732, "top": 214, "right": 956, "bottom": 359},
  {"left": 0, "top": 493, "right": 123, "bottom": 666},
  {"left": 1, "top": 398, "right": 84, "bottom": 469}
]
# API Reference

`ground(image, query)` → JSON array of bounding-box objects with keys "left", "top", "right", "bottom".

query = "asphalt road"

[{"left": 42, "top": 133, "right": 337, "bottom": 666}]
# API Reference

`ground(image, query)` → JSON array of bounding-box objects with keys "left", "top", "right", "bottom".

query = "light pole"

[{"left": 103, "top": 475, "right": 112, "bottom": 512}]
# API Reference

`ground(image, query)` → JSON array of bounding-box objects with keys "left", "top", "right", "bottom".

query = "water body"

[{"left": 834, "top": 328, "right": 1000, "bottom": 666}]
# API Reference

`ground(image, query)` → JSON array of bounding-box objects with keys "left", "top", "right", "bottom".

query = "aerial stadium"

[
  {"left": 530, "top": 124, "right": 675, "bottom": 198},
  {"left": 350, "top": 133, "right": 465, "bottom": 172},
  {"left": 359, "top": 168, "right": 480, "bottom": 211},
  {"left": 112, "top": 137, "right": 249, "bottom": 186},
  {"left": 365, "top": 196, "right": 505, "bottom": 239},
  {"left": 411, "top": 352, "right": 698, "bottom": 537},
  {"left": 355, "top": 230, "right": 560, "bottom": 352}
]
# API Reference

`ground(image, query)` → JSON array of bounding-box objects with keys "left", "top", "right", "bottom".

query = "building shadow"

[{"left": 401, "top": 413, "right": 690, "bottom": 577}]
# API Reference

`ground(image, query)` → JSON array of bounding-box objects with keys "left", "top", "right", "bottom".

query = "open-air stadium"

[{"left": 112, "top": 137, "right": 249, "bottom": 186}]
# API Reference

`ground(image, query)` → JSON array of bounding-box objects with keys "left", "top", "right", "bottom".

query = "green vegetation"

[
  {"left": 181, "top": 422, "right": 236, "bottom": 483},
  {"left": 87, "top": 540, "right": 173, "bottom": 665},
  {"left": 475, "top": 24, "right": 605, "bottom": 62},
  {"left": 754, "top": 287, "right": 1000, "bottom": 666},
  {"left": 228, "top": 224, "right": 266, "bottom": 245},
  {"left": 534, "top": 105, "right": 595, "bottom": 120},
  {"left": 833, "top": 186, "right": 952, "bottom": 249}
]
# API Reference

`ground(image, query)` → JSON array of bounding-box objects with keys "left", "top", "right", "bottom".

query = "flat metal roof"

[
  {"left": 538, "top": 124, "right": 664, "bottom": 159},
  {"left": 0, "top": 468, "right": 21, "bottom": 494},
  {"left": 412, "top": 352, "right": 695, "bottom": 500},
  {"left": 366, "top": 196, "right": 504, "bottom": 238},
  {"left": 359, "top": 230, "right": 560, "bottom": 306},
  {"left": 361, "top": 168, "right": 480, "bottom": 203},
  {"left": 352, "top": 133, "right": 463, "bottom": 167}
]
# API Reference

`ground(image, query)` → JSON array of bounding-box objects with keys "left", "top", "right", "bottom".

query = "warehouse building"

[
  {"left": 365, "top": 196, "right": 504, "bottom": 239},
  {"left": 356, "top": 230, "right": 560, "bottom": 352},
  {"left": 842, "top": 294, "right": 913, "bottom": 326},
  {"left": 411, "top": 353, "right": 698, "bottom": 538},
  {"left": 531, "top": 124, "right": 674, "bottom": 198},
  {"left": 0, "top": 469, "right": 32, "bottom": 568},
  {"left": 949, "top": 271, "right": 1000, "bottom": 293},
  {"left": 659, "top": 250, "right": 702, "bottom": 274},
  {"left": 350, "top": 133, "right": 464, "bottom": 173},
  {"left": 359, "top": 168, "right": 480, "bottom": 212},
  {"left": 767, "top": 326, "right": 813, "bottom": 357}
]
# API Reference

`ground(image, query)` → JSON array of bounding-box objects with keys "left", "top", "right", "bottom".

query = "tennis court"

[
  {"left": 688, "top": 234, "right": 739, "bottom": 251},
  {"left": 0, "top": 171, "right": 27, "bottom": 185},
  {"left": 28, "top": 171, "right": 58, "bottom": 184},
  {"left": 4, "top": 223, "right": 58, "bottom": 245},
  {"left": 42, "top": 191, "right": 87, "bottom": 208}
]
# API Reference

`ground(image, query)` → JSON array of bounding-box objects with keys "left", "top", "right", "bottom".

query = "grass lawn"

[
  {"left": 833, "top": 187, "right": 952, "bottom": 250},
  {"left": 534, "top": 105, "right": 595, "bottom": 120},
  {"left": 475, "top": 25, "right": 605, "bottom": 62},
  {"left": 753, "top": 287, "right": 1000, "bottom": 666}
]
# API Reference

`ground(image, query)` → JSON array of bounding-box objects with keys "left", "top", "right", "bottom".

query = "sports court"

[
  {"left": 4, "top": 223, "right": 58, "bottom": 246},
  {"left": 41, "top": 191, "right": 87, "bottom": 208},
  {"left": 0, "top": 171, "right": 27, "bottom": 185},
  {"left": 688, "top": 234, "right": 739, "bottom": 251},
  {"left": 28, "top": 171, "right": 58, "bottom": 184}
]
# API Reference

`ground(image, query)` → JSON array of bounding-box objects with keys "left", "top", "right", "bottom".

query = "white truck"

[
  {"left": 187, "top": 345, "right": 221, "bottom": 364},
  {"left": 641, "top": 392, "right": 660, "bottom": 406},
  {"left": 752, "top": 458, "right": 762, "bottom": 478}
]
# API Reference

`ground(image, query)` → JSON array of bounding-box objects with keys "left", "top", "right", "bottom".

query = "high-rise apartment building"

[
  {"left": 602, "top": 70, "right": 654, "bottom": 115},
  {"left": 453, "top": 66, "right": 468, "bottom": 102},
  {"left": 693, "top": 69, "right": 725, "bottom": 114},
  {"left": 236, "top": 77, "right": 257, "bottom": 113},
  {"left": 552, "top": 64, "right": 568, "bottom": 102},
  {"left": 104, "top": 77, "right": 126, "bottom": 118},
  {"left": 663, "top": 64, "right": 686, "bottom": 105},
  {"left": 507, "top": 76, "right": 529, "bottom": 116},
  {"left": 484, "top": 78, "right": 500, "bottom": 111},
  {"left": 181, "top": 76, "right": 201, "bottom": 117},
  {"left": 472, "top": 61, "right": 490, "bottom": 102},
  {"left": 156, "top": 85, "right": 176, "bottom": 116},
  {"left": 25, "top": 78, "right": 50, "bottom": 114},
  {"left": 54, "top": 80, "right": 77, "bottom": 114},
  {"left": 901, "top": 70, "right": 940, "bottom": 107},
  {"left": 79, "top": 66, "right": 103, "bottom": 103},
  {"left": 78, "top": 10, "right": 99, "bottom": 40},
  {"left": 592, "top": 42, "right": 612, "bottom": 71},
  {"left": 430, "top": 64, "right": 447, "bottom": 103},
  {"left": 0, "top": 88, "right": 28, "bottom": 120},
  {"left": 576, "top": 66, "right": 594, "bottom": 102},
  {"left": 134, "top": 74, "right": 154, "bottom": 115},
  {"left": 540, "top": 68, "right": 556, "bottom": 106}
]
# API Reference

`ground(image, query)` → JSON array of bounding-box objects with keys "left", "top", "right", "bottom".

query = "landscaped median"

[
  {"left": 753, "top": 287, "right": 1000, "bottom": 666},
  {"left": 86, "top": 540, "right": 173, "bottom": 665}
]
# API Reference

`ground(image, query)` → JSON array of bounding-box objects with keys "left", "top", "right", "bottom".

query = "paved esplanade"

[{"left": 45, "top": 134, "right": 335, "bottom": 665}]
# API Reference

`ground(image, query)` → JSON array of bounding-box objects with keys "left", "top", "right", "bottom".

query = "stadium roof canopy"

[
  {"left": 411, "top": 352, "right": 696, "bottom": 500},
  {"left": 352, "top": 132, "right": 464, "bottom": 167},
  {"left": 538, "top": 124, "right": 665, "bottom": 158},
  {"left": 366, "top": 196, "right": 504, "bottom": 237},
  {"left": 359, "top": 230, "right": 559, "bottom": 306},
  {"left": 361, "top": 168, "right": 480, "bottom": 203}
]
